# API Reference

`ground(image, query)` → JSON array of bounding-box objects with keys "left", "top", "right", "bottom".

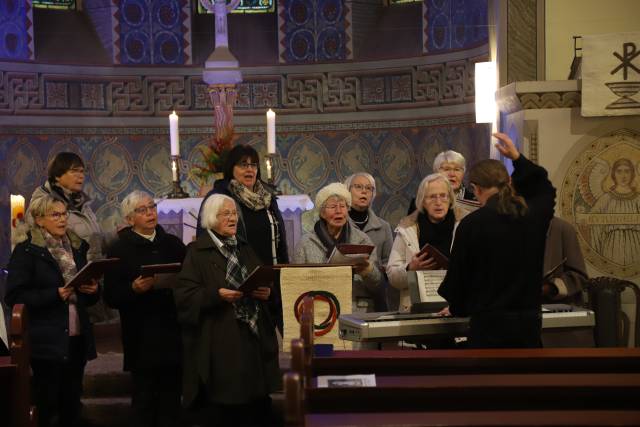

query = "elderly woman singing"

[{"left": 175, "top": 194, "right": 280, "bottom": 427}]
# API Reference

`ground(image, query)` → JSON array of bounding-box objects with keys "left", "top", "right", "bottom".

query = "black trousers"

[
  {"left": 30, "top": 336, "right": 86, "bottom": 427},
  {"left": 131, "top": 367, "right": 182, "bottom": 427},
  {"left": 469, "top": 309, "right": 542, "bottom": 349}
]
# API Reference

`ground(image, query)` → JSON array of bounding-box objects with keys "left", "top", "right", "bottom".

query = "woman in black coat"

[
  {"left": 104, "top": 191, "right": 186, "bottom": 427},
  {"left": 439, "top": 132, "right": 556, "bottom": 349},
  {"left": 6, "top": 195, "right": 99, "bottom": 427},
  {"left": 177, "top": 193, "right": 280, "bottom": 427},
  {"left": 197, "top": 144, "right": 288, "bottom": 333}
]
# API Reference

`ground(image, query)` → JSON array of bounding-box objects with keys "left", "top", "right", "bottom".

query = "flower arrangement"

[{"left": 191, "top": 136, "right": 233, "bottom": 184}]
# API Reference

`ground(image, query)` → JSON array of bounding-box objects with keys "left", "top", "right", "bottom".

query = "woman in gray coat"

[
  {"left": 344, "top": 173, "right": 394, "bottom": 311},
  {"left": 293, "top": 183, "right": 382, "bottom": 314},
  {"left": 174, "top": 194, "right": 279, "bottom": 427}
]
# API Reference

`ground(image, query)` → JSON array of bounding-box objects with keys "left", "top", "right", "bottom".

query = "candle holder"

[
  {"left": 264, "top": 153, "right": 281, "bottom": 195},
  {"left": 167, "top": 155, "right": 190, "bottom": 199}
]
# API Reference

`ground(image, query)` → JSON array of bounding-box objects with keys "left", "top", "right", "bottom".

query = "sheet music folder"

[
  {"left": 417, "top": 244, "right": 449, "bottom": 269},
  {"left": 140, "top": 263, "right": 182, "bottom": 278},
  {"left": 65, "top": 258, "right": 120, "bottom": 289},
  {"left": 327, "top": 244, "right": 374, "bottom": 264},
  {"left": 237, "top": 266, "right": 275, "bottom": 293}
]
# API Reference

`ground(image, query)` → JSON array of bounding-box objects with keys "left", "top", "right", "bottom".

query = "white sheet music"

[{"left": 415, "top": 270, "right": 447, "bottom": 303}]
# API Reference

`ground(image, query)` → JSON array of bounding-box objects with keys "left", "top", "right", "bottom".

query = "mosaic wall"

[
  {"left": 423, "top": 0, "right": 488, "bottom": 53},
  {"left": 278, "top": 0, "right": 353, "bottom": 63},
  {"left": 0, "top": 0, "right": 34, "bottom": 60},
  {"left": 114, "top": 0, "right": 192, "bottom": 65},
  {"left": 0, "top": 121, "right": 490, "bottom": 266}
]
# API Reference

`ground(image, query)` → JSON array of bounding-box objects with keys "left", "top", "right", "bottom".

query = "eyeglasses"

[
  {"left": 44, "top": 211, "right": 70, "bottom": 221},
  {"left": 426, "top": 193, "right": 450, "bottom": 203},
  {"left": 351, "top": 183, "right": 374, "bottom": 192},
  {"left": 217, "top": 210, "right": 238, "bottom": 219},
  {"left": 67, "top": 167, "right": 85, "bottom": 176},
  {"left": 133, "top": 203, "right": 158, "bottom": 215},
  {"left": 237, "top": 162, "right": 259, "bottom": 170},
  {"left": 323, "top": 203, "right": 348, "bottom": 211},
  {"left": 439, "top": 166, "right": 464, "bottom": 174}
]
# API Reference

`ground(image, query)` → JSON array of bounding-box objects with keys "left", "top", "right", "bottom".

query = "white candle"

[
  {"left": 169, "top": 111, "right": 180, "bottom": 156},
  {"left": 171, "top": 161, "right": 178, "bottom": 181},
  {"left": 266, "top": 109, "right": 276, "bottom": 154}
]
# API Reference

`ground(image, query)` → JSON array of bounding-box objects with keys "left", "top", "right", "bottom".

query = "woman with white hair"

[
  {"left": 175, "top": 194, "right": 279, "bottom": 427},
  {"left": 387, "top": 174, "right": 468, "bottom": 312},
  {"left": 6, "top": 194, "right": 99, "bottom": 427},
  {"left": 294, "top": 182, "right": 382, "bottom": 313},
  {"left": 104, "top": 190, "right": 186, "bottom": 427},
  {"left": 344, "top": 173, "right": 394, "bottom": 311},
  {"left": 433, "top": 150, "right": 476, "bottom": 201}
]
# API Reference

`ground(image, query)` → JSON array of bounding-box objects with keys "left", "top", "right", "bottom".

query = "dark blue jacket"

[{"left": 6, "top": 229, "right": 99, "bottom": 362}]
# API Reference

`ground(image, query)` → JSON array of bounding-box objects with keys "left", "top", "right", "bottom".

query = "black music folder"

[
  {"left": 65, "top": 258, "right": 120, "bottom": 289},
  {"left": 237, "top": 266, "right": 275, "bottom": 294},
  {"left": 140, "top": 262, "right": 182, "bottom": 278}
]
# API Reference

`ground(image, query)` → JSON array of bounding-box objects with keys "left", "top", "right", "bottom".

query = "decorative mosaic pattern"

[
  {"left": 0, "top": 0, "right": 34, "bottom": 60},
  {"left": 423, "top": 0, "right": 488, "bottom": 53},
  {"left": 0, "top": 55, "right": 485, "bottom": 115},
  {"left": 278, "top": 0, "right": 353, "bottom": 63},
  {"left": 114, "top": 0, "right": 192, "bottom": 65},
  {"left": 0, "top": 122, "right": 490, "bottom": 265}
]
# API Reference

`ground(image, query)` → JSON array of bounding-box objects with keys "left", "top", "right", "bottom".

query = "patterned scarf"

[
  {"left": 314, "top": 219, "right": 350, "bottom": 258},
  {"left": 42, "top": 229, "right": 81, "bottom": 336},
  {"left": 217, "top": 234, "right": 260, "bottom": 336},
  {"left": 228, "top": 179, "right": 272, "bottom": 211}
]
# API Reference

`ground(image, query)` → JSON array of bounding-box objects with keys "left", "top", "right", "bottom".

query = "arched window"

[
  {"left": 196, "top": 0, "right": 275, "bottom": 14},
  {"left": 33, "top": 0, "right": 76, "bottom": 9}
]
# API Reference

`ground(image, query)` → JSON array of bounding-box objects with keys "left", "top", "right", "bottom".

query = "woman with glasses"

[
  {"left": 197, "top": 144, "right": 288, "bottom": 334},
  {"left": 293, "top": 183, "right": 382, "bottom": 314},
  {"left": 387, "top": 174, "right": 468, "bottom": 313},
  {"left": 104, "top": 191, "right": 186, "bottom": 427},
  {"left": 438, "top": 133, "right": 556, "bottom": 348},
  {"left": 344, "top": 173, "right": 395, "bottom": 311},
  {"left": 433, "top": 150, "right": 476, "bottom": 202},
  {"left": 6, "top": 195, "right": 99, "bottom": 427},
  {"left": 176, "top": 194, "right": 279, "bottom": 427}
]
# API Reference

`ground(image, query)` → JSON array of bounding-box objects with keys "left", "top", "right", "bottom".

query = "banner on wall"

[{"left": 582, "top": 32, "right": 640, "bottom": 117}]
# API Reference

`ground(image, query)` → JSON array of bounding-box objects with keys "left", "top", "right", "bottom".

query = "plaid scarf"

[
  {"left": 217, "top": 235, "right": 260, "bottom": 336},
  {"left": 42, "top": 229, "right": 81, "bottom": 336}
]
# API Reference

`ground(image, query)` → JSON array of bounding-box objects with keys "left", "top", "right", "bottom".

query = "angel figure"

[{"left": 579, "top": 157, "right": 640, "bottom": 266}]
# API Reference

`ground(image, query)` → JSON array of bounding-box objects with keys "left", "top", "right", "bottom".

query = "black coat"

[
  {"left": 197, "top": 178, "right": 289, "bottom": 332},
  {"left": 439, "top": 155, "right": 556, "bottom": 347},
  {"left": 174, "top": 232, "right": 280, "bottom": 407},
  {"left": 104, "top": 226, "right": 186, "bottom": 371},
  {"left": 6, "top": 229, "right": 98, "bottom": 362}
]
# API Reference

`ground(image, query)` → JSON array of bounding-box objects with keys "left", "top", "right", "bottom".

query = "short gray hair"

[
  {"left": 200, "top": 194, "right": 237, "bottom": 230},
  {"left": 344, "top": 172, "right": 377, "bottom": 200},
  {"left": 415, "top": 173, "right": 456, "bottom": 213},
  {"left": 121, "top": 190, "right": 154, "bottom": 219},
  {"left": 433, "top": 150, "right": 466, "bottom": 172},
  {"left": 315, "top": 182, "right": 351, "bottom": 212},
  {"left": 27, "top": 195, "right": 65, "bottom": 227}
]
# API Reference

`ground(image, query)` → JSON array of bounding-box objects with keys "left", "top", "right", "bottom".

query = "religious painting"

[{"left": 560, "top": 129, "right": 640, "bottom": 277}]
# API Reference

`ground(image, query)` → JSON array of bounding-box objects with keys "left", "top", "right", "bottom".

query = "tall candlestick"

[
  {"left": 266, "top": 109, "right": 276, "bottom": 154},
  {"left": 171, "top": 160, "right": 178, "bottom": 181},
  {"left": 169, "top": 111, "right": 180, "bottom": 156}
]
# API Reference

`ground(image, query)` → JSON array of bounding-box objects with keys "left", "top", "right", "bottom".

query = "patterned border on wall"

[
  {"left": 0, "top": 0, "right": 34, "bottom": 61},
  {"left": 497, "top": 81, "right": 582, "bottom": 115},
  {"left": 0, "top": 52, "right": 487, "bottom": 116}
]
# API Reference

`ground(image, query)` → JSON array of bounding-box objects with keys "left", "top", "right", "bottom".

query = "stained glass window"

[
  {"left": 387, "top": 0, "right": 421, "bottom": 4},
  {"left": 33, "top": 0, "right": 76, "bottom": 9},
  {"left": 197, "top": 0, "right": 275, "bottom": 14}
]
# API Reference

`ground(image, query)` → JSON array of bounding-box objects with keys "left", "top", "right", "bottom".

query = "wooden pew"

[{"left": 0, "top": 304, "right": 37, "bottom": 427}]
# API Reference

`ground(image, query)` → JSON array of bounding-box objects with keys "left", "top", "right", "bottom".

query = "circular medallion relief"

[
  {"left": 378, "top": 131, "right": 415, "bottom": 190},
  {"left": 89, "top": 138, "right": 133, "bottom": 194},
  {"left": 287, "top": 136, "right": 331, "bottom": 193},
  {"left": 560, "top": 130, "right": 640, "bottom": 277},
  {"left": 335, "top": 134, "right": 374, "bottom": 181}
]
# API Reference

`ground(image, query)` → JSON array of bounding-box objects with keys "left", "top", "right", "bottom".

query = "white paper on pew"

[{"left": 317, "top": 374, "right": 376, "bottom": 388}]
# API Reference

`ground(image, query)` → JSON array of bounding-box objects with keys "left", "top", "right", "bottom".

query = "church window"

[
  {"left": 33, "top": 0, "right": 76, "bottom": 9},
  {"left": 196, "top": 0, "right": 275, "bottom": 14}
]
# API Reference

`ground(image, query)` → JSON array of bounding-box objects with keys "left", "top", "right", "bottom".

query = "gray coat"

[{"left": 293, "top": 223, "right": 382, "bottom": 300}]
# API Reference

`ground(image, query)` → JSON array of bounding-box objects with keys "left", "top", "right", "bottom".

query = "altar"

[{"left": 156, "top": 194, "right": 313, "bottom": 260}]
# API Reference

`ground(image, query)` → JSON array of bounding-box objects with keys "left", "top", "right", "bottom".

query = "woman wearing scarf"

[
  {"left": 176, "top": 194, "right": 280, "bottom": 427},
  {"left": 197, "top": 145, "right": 288, "bottom": 334},
  {"left": 387, "top": 174, "right": 468, "bottom": 313},
  {"left": 293, "top": 183, "right": 382, "bottom": 314},
  {"left": 6, "top": 195, "right": 99, "bottom": 427}
]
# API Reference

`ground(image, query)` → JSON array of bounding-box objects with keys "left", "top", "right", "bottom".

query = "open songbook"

[
  {"left": 327, "top": 244, "right": 374, "bottom": 264},
  {"left": 65, "top": 258, "right": 120, "bottom": 289}
]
